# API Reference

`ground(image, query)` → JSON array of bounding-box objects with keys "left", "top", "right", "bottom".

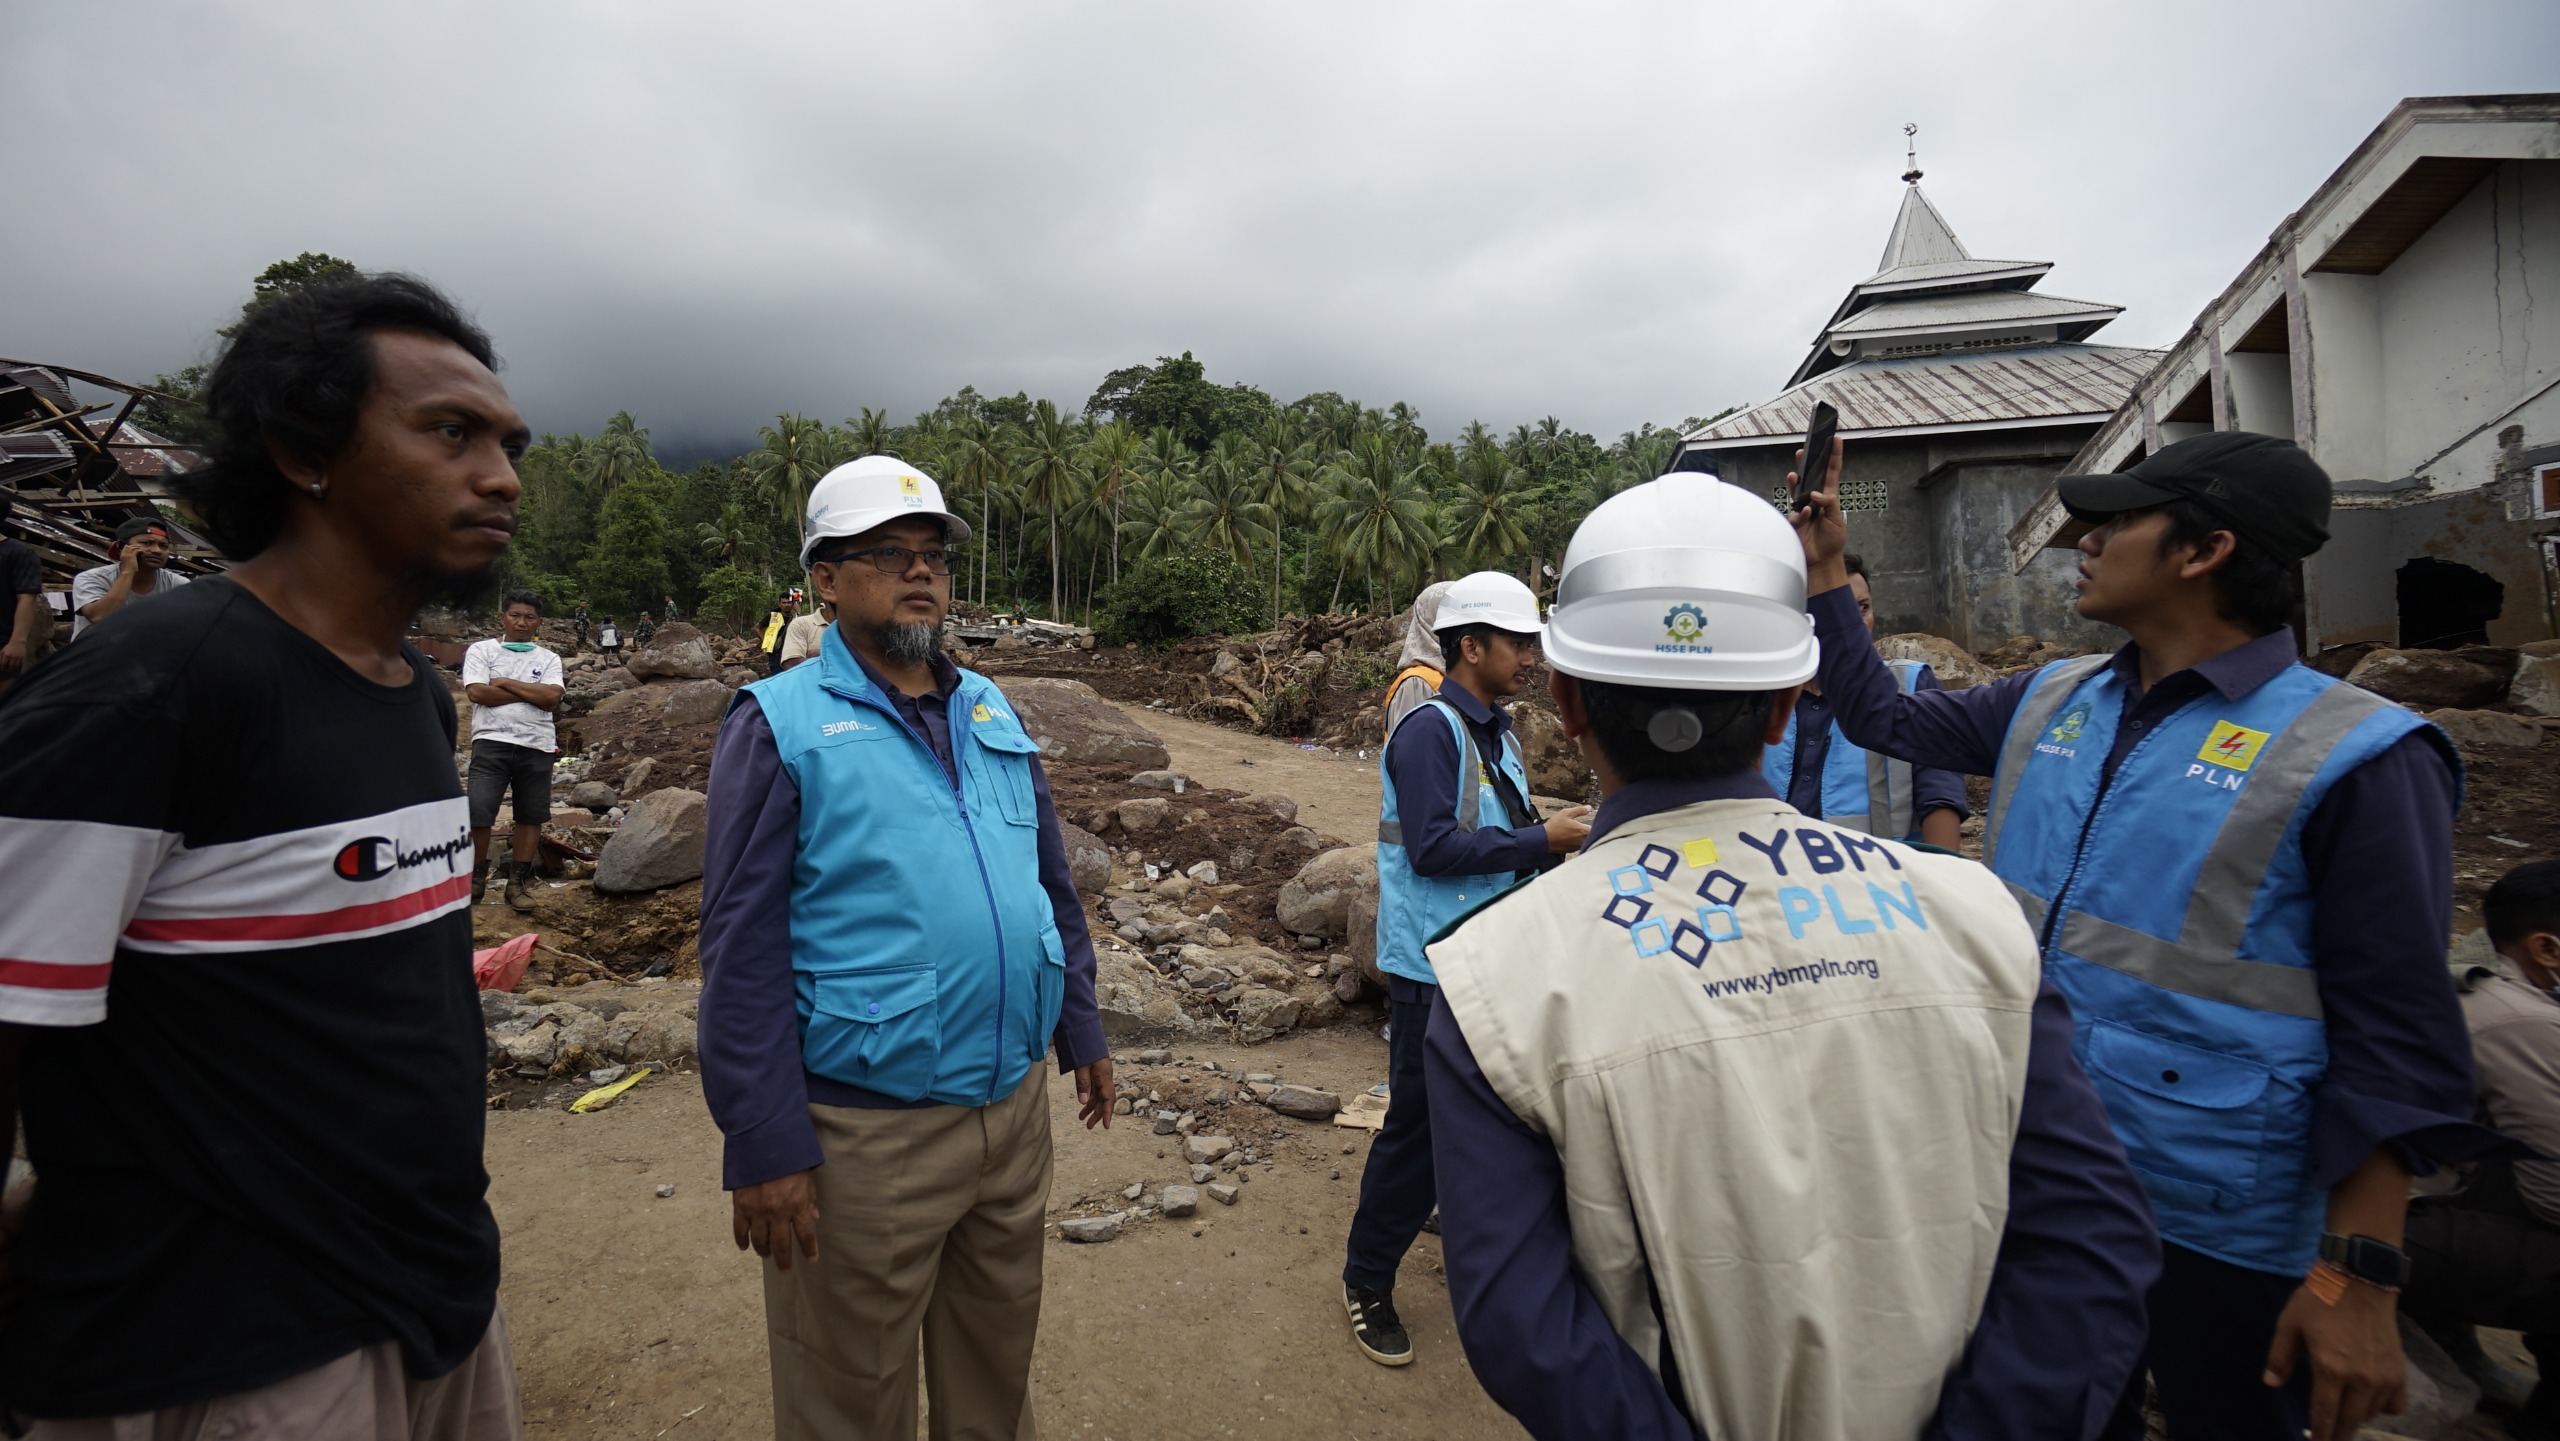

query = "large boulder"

[
  {"left": 659, "top": 678, "right": 733, "bottom": 727},
  {"left": 2346, "top": 648, "right": 2509, "bottom": 710},
  {"left": 1058, "top": 821, "right": 1112, "bottom": 895},
  {"left": 1506, "top": 701, "right": 1591, "bottom": 798},
  {"left": 625, "top": 623, "right": 721, "bottom": 681},
  {"left": 991, "top": 677, "right": 1171, "bottom": 770},
  {"left": 2513, "top": 639, "right": 2560, "bottom": 718},
  {"left": 595, "top": 788, "right": 709, "bottom": 893},
  {"left": 1348, "top": 890, "right": 1382, "bottom": 989},
  {"left": 1230, "top": 986, "right": 1303, "bottom": 1043},
  {"left": 1873, "top": 633, "right": 1991, "bottom": 690},
  {"left": 2425, "top": 707, "right": 2543, "bottom": 751},
  {"left": 1277, "top": 844, "right": 1377, "bottom": 941}
]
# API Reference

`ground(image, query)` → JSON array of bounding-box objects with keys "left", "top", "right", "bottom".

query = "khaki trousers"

[
  {"left": 26, "top": 1303, "right": 519, "bottom": 1441},
  {"left": 764, "top": 1069, "right": 1052, "bottom": 1441}
]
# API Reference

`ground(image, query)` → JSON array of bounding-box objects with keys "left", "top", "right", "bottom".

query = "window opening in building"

[
  {"left": 2538, "top": 465, "right": 2560, "bottom": 518},
  {"left": 2397, "top": 556, "right": 2504, "bottom": 649}
]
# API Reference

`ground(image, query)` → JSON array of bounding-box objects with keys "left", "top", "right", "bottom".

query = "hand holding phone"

[{"left": 1791, "top": 400, "right": 1838, "bottom": 513}]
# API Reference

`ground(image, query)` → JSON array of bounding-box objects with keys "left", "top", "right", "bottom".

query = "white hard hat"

[
  {"left": 799, "top": 455, "right": 972, "bottom": 569},
  {"left": 1433, "top": 571, "right": 1544, "bottom": 636},
  {"left": 1543, "top": 475, "right": 1818, "bottom": 690}
]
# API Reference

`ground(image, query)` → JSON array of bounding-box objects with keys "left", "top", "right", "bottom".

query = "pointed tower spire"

[
  {"left": 1876, "top": 185, "right": 1970, "bottom": 272},
  {"left": 1902, "top": 123, "right": 1923, "bottom": 185}
]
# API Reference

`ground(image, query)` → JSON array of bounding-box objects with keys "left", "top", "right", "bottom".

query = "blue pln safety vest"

[
  {"left": 1375, "top": 698, "right": 1536, "bottom": 986},
  {"left": 1764, "top": 658, "right": 1928, "bottom": 840},
  {"left": 741, "top": 624, "right": 1067, "bottom": 1108},
  {"left": 1984, "top": 653, "right": 2442, "bottom": 1274}
]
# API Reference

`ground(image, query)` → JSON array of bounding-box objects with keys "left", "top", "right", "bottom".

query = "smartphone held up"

[{"left": 1791, "top": 400, "right": 1838, "bottom": 515}]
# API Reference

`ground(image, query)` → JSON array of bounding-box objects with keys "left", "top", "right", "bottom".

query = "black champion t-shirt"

[{"left": 0, "top": 578, "right": 498, "bottom": 1418}]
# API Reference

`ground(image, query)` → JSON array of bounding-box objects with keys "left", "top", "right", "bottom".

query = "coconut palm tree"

[
  {"left": 744, "top": 413, "right": 839, "bottom": 532},
  {"left": 590, "top": 411, "right": 654, "bottom": 496},
  {"left": 1444, "top": 428, "right": 1530, "bottom": 572},
  {"left": 696, "top": 502, "right": 762, "bottom": 566},
  {"left": 1316, "top": 434, "right": 1440, "bottom": 613},
  {"left": 1009, "top": 399, "right": 1085, "bottom": 616},
  {"left": 944, "top": 415, "right": 1012, "bottom": 607},
  {"left": 844, "top": 407, "right": 895, "bottom": 458},
  {"left": 1248, "top": 422, "right": 1319, "bottom": 627},
  {"left": 1083, "top": 420, "right": 1142, "bottom": 586},
  {"left": 1117, "top": 472, "right": 1190, "bottom": 563},
  {"left": 1178, "top": 434, "right": 1278, "bottom": 570}
]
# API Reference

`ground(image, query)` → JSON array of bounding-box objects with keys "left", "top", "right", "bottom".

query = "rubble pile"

[{"left": 1053, "top": 1050, "right": 1367, "bottom": 1242}]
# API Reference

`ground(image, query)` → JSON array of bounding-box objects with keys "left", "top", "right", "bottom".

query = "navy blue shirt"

[
  {"left": 697, "top": 646, "right": 1109, "bottom": 1191},
  {"left": 1382, "top": 681, "right": 1552, "bottom": 883},
  {"left": 1425, "top": 770, "right": 2162, "bottom": 1440},
  {"left": 1784, "top": 669, "right": 1970, "bottom": 825},
  {"left": 1804, "top": 585, "right": 2496, "bottom": 1189}
]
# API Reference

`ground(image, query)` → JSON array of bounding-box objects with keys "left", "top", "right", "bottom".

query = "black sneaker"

[
  {"left": 471, "top": 859, "right": 492, "bottom": 905},
  {"left": 1344, "top": 1283, "right": 1412, "bottom": 1367},
  {"left": 1421, "top": 1207, "right": 1441, "bottom": 1235}
]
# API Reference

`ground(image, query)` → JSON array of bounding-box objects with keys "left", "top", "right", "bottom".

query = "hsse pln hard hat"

[
  {"left": 1542, "top": 474, "right": 1818, "bottom": 691},
  {"left": 799, "top": 455, "right": 972, "bottom": 569}
]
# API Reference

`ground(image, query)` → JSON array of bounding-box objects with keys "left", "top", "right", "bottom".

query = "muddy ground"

[{"left": 493, "top": 1036, "right": 1524, "bottom": 1441}]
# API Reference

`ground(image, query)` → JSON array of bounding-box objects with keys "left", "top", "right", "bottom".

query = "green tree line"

[{"left": 136, "top": 258, "right": 1737, "bottom": 641}]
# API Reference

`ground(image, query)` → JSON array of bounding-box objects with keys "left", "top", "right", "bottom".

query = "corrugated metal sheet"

[
  {"left": 1689, "top": 344, "right": 2159, "bottom": 444},
  {"left": 1826, "top": 289, "right": 2121, "bottom": 338}
]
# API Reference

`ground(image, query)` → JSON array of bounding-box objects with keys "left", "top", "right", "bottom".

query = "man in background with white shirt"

[
  {"left": 464, "top": 591, "right": 564, "bottom": 911},
  {"left": 70, "top": 515, "right": 190, "bottom": 639}
]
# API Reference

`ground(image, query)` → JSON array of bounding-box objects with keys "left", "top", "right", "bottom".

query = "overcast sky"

[{"left": 6, "top": 1, "right": 2555, "bottom": 457}]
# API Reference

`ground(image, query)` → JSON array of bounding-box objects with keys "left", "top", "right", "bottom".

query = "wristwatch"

[{"left": 2318, "top": 1232, "right": 2411, "bottom": 1289}]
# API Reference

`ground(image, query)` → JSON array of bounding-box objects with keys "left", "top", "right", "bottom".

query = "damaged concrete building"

[
  {"left": 2010, "top": 93, "right": 2560, "bottom": 653},
  {"left": 1674, "top": 169, "right": 2153, "bottom": 649}
]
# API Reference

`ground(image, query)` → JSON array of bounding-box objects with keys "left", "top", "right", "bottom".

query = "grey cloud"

[{"left": 6, "top": 0, "right": 2555, "bottom": 454}]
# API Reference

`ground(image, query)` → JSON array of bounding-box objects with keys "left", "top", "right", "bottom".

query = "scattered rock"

[
  {"left": 1233, "top": 793, "right": 1299, "bottom": 824},
  {"left": 1122, "top": 1181, "right": 1146, "bottom": 1202},
  {"left": 621, "top": 757, "right": 659, "bottom": 796},
  {"left": 2514, "top": 640, "right": 2560, "bottom": 718},
  {"left": 1276, "top": 844, "right": 1378, "bottom": 941},
  {"left": 1333, "top": 970, "right": 1368, "bottom": 1004},
  {"left": 2426, "top": 707, "right": 2544, "bottom": 751},
  {"left": 1278, "top": 826, "right": 1325, "bottom": 854},
  {"left": 657, "top": 678, "right": 733, "bottom": 727},
  {"left": 595, "top": 788, "right": 709, "bottom": 893},
  {"left": 569, "top": 781, "right": 620, "bottom": 811},
  {"left": 1206, "top": 1182, "right": 1239, "bottom": 1206},
  {"left": 1190, "top": 1164, "right": 1215, "bottom": 1184},
  {"left": 654, "top": 1184, "right": 677, "bottom": 1199},
  {"left": 1117, "top": 798, "right": 1171, "bottom": 834},
  {"left": 587, "top": 1064, "right": 629, "bottom": 1086},
  {"left": 1267, "top": 1085, "right": 1343, "bottom": 1121},
  {"left": 1187, "top": 1134, "right": 1236, "bottom": 1165},
  {"left": 1152, "top": 1110, "right": 1182, "bottom": 1135},
  {"left": 992, "top": 677, "right": 1171, "bottom": 769},
  {"left": 1182, "top": 860, "right": 1220, "bottom": 886},
  {"left": 591, "top": 666, "right": 639, "bottom": 692},
  {"left": 1059, "top": 822, "right": 1112, "bottom": 896},
  {"left": 1060, "top": 1214, "right": 1123, "bottom": 1243},
  {"left": 1210, "top": 650, "right": 1241, "bottom": 678},
  {"left": 1348, "top": 889, "right": 1382, "bottom": 989},
  {"left": 1230, "top": 986, "right": 1304, "bottom": 1043},
  {"left": 1129, "top": 770, "right": 1189, "bottom": 791},
  {"left": 1137, "top": 1049, "right": 1172, "bottom": 1065},
  {"left": 1159, "top": 1185, "right": 1200, "bottom": 1217},
  {"left": 625, "top": 623, "right": 722, "bottom": 681},
  {"left": 2347, "top": 648, "right": 2510, "bottom": 710}
]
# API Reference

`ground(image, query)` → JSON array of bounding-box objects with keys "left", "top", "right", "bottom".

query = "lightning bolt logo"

[{"left": 2197, "top": 720, "right": 2270, "bottom": 772}]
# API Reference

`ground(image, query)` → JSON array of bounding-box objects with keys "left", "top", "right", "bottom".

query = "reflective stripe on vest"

[
  {"left": 1983, "top": 651, "right": 2436, "bottom": 1272},
  {"left": 1991, "top": 669, "right": 2400, "bottom": 1019},
  {"left": 1763, "top": 659, "right": 1922, "bottom": 839},
  {"left": 1373, "top": 698, "right": 1535, "bottom": 985}
]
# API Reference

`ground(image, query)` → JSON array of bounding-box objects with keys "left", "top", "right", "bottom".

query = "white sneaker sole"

[{"left": 1343, "top": 1291, "right": 1415, "bottom": 1367}]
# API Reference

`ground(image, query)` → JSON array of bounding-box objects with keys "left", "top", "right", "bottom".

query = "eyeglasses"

[{"left": 830, "top": 546, "right": 953, "bottom": 576}]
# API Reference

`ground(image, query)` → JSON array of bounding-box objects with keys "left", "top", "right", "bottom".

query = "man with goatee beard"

[
  {"left": 0, "top": 275, "right": 528, "bottom": 1436},
  {"left": 698, "top": 456, "right": 1112, "bottom": 1441}
]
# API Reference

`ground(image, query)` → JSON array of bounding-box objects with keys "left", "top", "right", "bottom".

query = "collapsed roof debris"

[{"left": 0, "top": 359, "right": 223, "bottom": 593}]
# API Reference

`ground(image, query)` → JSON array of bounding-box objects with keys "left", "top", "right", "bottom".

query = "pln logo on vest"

[
  {"left": 2036, "top": 701, "right": 2090, "bottom": 759},
  {"left": 971, "top": 702, "right": 1012, "bottom": 724},
  {"left": 1656, "top": 603, "right": 1712, "bottom": 655},
  {"left": 2184, "top": 720, "right": 2271, "bottom": 792}
]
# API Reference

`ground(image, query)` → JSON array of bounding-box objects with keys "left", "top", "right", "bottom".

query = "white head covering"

[{"left": 1397, "top": 581, "right": 1454, "bottom": 670}]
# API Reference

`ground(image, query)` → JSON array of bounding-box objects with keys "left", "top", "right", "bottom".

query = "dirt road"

[
  {"left": 1136, "top": 706, "right": 1383, "bottom": 842},
  {"left": 492, "top": 1038, "right": 1524, "bottom": 1440}
]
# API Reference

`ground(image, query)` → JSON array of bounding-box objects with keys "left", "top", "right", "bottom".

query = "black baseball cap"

[
  {"left": 2055, "top": 431, "right": 2332, "bottom": 564},
  {"left": 113, "top": 515, "right": 172, "bottom": 547}
]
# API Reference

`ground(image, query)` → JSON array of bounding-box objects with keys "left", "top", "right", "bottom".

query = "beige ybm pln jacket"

[{"left": 1431, "top": 796, "right": 2044, "bottom": 1440}]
